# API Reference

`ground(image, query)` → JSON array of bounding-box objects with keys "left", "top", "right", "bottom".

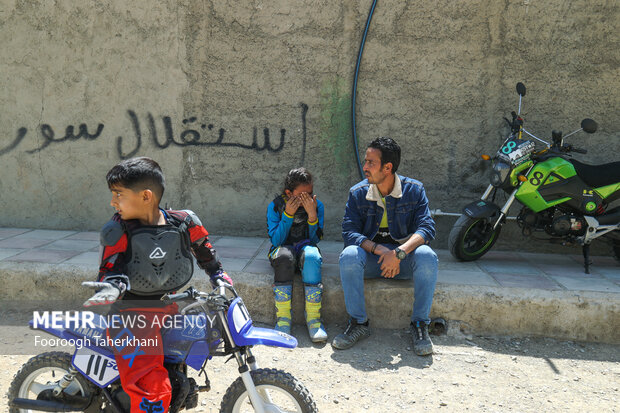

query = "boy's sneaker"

[
  {"left": 411, "top": 321, "right": 434, "bottom": 356},
  {"left": 331, "top": 318, "right": 370, "bottom": 350}
]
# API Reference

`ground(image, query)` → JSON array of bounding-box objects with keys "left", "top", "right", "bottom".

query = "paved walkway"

[
  {"left": 1, "top": 227, "right": 619, "bottom": 293},
  {"left": 1, "top": 227, "right": 619, "bottom": 343}
]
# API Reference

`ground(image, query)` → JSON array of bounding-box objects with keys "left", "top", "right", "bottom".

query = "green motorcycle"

[{"left": 449, "top": 82, "right": 620, "bottom": 273}]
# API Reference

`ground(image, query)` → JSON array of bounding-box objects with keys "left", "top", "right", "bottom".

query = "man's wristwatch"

[{"left": 394, "top": 247, "right": 407, "bottom": 260}]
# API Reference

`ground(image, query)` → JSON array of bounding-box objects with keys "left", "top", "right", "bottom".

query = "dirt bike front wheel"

[
  {"left": 449, "top": 214, "right": 502, "bottom": 261},
  {"left": 220, "top": 368, "right": 317, "bottom": 413},
  {"left": 7, "top": 351, "right": 98, "bottom": 413}
]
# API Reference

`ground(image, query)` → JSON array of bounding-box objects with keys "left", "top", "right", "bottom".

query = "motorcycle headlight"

[{"left": 490, "top": 160, "right": 511, "bottom": 187}]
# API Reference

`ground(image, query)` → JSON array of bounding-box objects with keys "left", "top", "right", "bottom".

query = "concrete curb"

[{"left": 1, "top": 261, "right": 618, "bottom": 343}]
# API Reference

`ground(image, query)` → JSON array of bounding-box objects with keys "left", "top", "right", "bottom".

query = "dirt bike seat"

[{"left": 569, "top": 159, "right": 620, "bottom": 188}]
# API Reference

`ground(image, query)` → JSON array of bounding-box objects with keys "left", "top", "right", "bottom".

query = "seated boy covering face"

[
  {"left": 266, "top": 167, "right": 327, "bottom": 343},
  {"left": 83, "top": 156, "right": 232, "bottom": 413}
]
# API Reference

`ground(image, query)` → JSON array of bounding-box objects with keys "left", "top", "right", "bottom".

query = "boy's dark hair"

[
  {"left": 282, "top": 167, "right": 313, "bottom": 194},
  {"left": 368, "top": 137, "right": 401, "bottom": 174},
  {"left": 106, "top": 157, "right": 165, "bottom": 200}
]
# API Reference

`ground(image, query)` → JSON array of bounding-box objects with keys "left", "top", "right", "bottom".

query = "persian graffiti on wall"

[{"left": 0, "top": 103, "right": 309, "bottom": 164}]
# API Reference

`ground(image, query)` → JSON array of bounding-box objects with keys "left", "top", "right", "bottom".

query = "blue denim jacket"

[{"left": 342, "top": 174, "right": 435, "bottom": 247}]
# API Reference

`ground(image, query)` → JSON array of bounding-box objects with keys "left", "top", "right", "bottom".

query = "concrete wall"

[{"left": 1, "top": 0, "right": 618, "bottom": 251}]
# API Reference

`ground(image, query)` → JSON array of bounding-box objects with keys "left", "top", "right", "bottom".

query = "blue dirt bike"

[{"left": 8, "top": 283, "right": 317, "bottom": 413}]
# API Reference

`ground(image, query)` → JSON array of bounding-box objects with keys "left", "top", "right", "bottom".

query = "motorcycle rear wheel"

[
  {"left": 220, "top": 368, "right": 317, "bottom": 413},
  {"left": 449, "top": 215, "right": 502, "bottom": 261},
  {"left": 8, "top": 351, "right": 98, "bottom": 413}
]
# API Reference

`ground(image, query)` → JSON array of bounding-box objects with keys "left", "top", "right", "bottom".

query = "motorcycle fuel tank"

[{"left": 515, "top": 157, "right": 579, "bottom": 212}]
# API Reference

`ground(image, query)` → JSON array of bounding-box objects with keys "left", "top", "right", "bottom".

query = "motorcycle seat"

[{"left": 569, "top": 159, "right": 620, "bottom": 188}]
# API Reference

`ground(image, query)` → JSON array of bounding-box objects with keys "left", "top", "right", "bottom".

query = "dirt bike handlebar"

[
  {"left": 162, "top": 280, "right": 238, "bottom": 304},
  {"left": 161, "top": 287, "right": 198, "bottom": 302}
]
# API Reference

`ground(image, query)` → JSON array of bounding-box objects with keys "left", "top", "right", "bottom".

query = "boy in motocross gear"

[
  {"left": 83, "top": 157, "right": 232, "bottom": 413},
  {"left": 266, "top": 167, "right": 327, "bottom": 342}
]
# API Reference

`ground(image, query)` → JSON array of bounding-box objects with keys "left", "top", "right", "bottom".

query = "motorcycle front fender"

[
  {"left": 463, "top": 200, "right": 501, "bottom": 219},
  {"left": 236, "top": 326, "right": 298, "bottom": 349},
  {"left": 227, "top": 297, "right": 298, "bottom": 348}
]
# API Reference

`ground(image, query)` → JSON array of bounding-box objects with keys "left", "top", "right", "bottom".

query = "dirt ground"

[{"left": 1, "top": 313, "right": 618, "bottom": 413}]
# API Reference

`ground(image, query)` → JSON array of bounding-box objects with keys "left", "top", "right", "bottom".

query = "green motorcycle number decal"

[
  {"left": 529, "top": 171, "right": 544, "bottom": 186},
  {"left": 502, "top": 141, "right": 517, "bottom": 154}
]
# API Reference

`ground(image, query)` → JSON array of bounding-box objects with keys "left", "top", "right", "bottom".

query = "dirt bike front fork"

[
  {"left": 244, "top": 348, "right": 277, "bottom": 407},
  {"left": 480, "top": 184, "right": 494, "bottom": 201},
  {"left": 245, "top": 348, "right": 259, "bottom": 371},
  {"left": 492, "top": 188, "right": 519, "bottom": 230},
  {"left": 238, "top": 365, "right": 267, "bottom": 413}
]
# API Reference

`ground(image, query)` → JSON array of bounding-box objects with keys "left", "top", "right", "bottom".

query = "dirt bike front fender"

[{"left": 235, "top": 326, "right": 298, "bottom": 349}]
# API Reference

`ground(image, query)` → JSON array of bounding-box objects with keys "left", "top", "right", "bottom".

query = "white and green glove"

[{"left": 82, "top": 275, "right": 128, "bottom": 307}]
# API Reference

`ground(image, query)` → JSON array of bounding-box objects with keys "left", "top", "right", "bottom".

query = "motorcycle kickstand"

[{"left": 582, "top": 244, "right": 592, "bottom": 274}]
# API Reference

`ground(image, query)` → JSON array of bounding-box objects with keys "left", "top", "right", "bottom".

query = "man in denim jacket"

[{"left": 332, "top": 137, "right": 438, "bottom": 356}]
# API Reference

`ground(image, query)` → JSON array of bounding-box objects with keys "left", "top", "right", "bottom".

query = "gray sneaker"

[
  {"left": 331, "top": 318, "right": 370, "bottom": 350},
  {"left": 411, "top": 321, "right": 434, "bottom": 356}
]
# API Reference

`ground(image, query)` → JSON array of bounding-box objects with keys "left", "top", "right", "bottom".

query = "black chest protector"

[
  {"left": 124, "top": 223, "right": 194, "bottom": 296},
  {"left": 273, "top": 195, "right": 309, "bottom": 245}
]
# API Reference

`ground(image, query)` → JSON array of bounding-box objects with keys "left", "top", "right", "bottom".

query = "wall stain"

[{"left": 319, "top": 78, "right": 354, "bottom": 176}]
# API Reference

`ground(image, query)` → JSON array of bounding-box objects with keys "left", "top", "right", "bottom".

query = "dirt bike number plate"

[
  {"left": 72, "top": 347, "right": 120, "bottom": 387},
  {"left": 499, "top": 138, "right": 535, "bottom": 165}
]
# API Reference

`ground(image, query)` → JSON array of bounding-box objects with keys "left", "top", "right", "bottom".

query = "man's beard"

[{"left": 366, "top": 173, "right": 380, "bottom": 184}]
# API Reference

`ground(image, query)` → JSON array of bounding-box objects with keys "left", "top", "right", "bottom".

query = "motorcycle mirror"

[
  {"left": 516, "top": 82, "right": 526, "bottom": 96},
  {"left": 581, "top": 118, "right": 597, "bottom": 133}
]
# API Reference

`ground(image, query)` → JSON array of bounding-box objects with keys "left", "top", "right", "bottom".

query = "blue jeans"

[{"left": 339, "top": 244, "right": 438, "bottom": 324}]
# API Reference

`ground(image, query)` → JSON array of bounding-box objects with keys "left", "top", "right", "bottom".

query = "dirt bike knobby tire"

[
  {"left": 7, "top": 351, "right": 98, "bottom": 413},
  {"left": 220, "top": 368, "right": 317, "bottom": 413}
]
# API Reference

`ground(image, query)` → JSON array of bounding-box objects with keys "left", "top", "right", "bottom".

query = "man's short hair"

[
  {"left": 368, "top": 137, "right": 401, "bottom": 173},
  {"left": 106, "top": 157, "right": 165, "bottom": 200},
  {"left": 283, "top": 167, "right": 313, "bottom": 194}
]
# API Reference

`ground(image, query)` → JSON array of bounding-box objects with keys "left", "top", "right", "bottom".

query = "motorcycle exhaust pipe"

[{"left": 10, "top": 397, "right": 87, "bottom": 412}]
